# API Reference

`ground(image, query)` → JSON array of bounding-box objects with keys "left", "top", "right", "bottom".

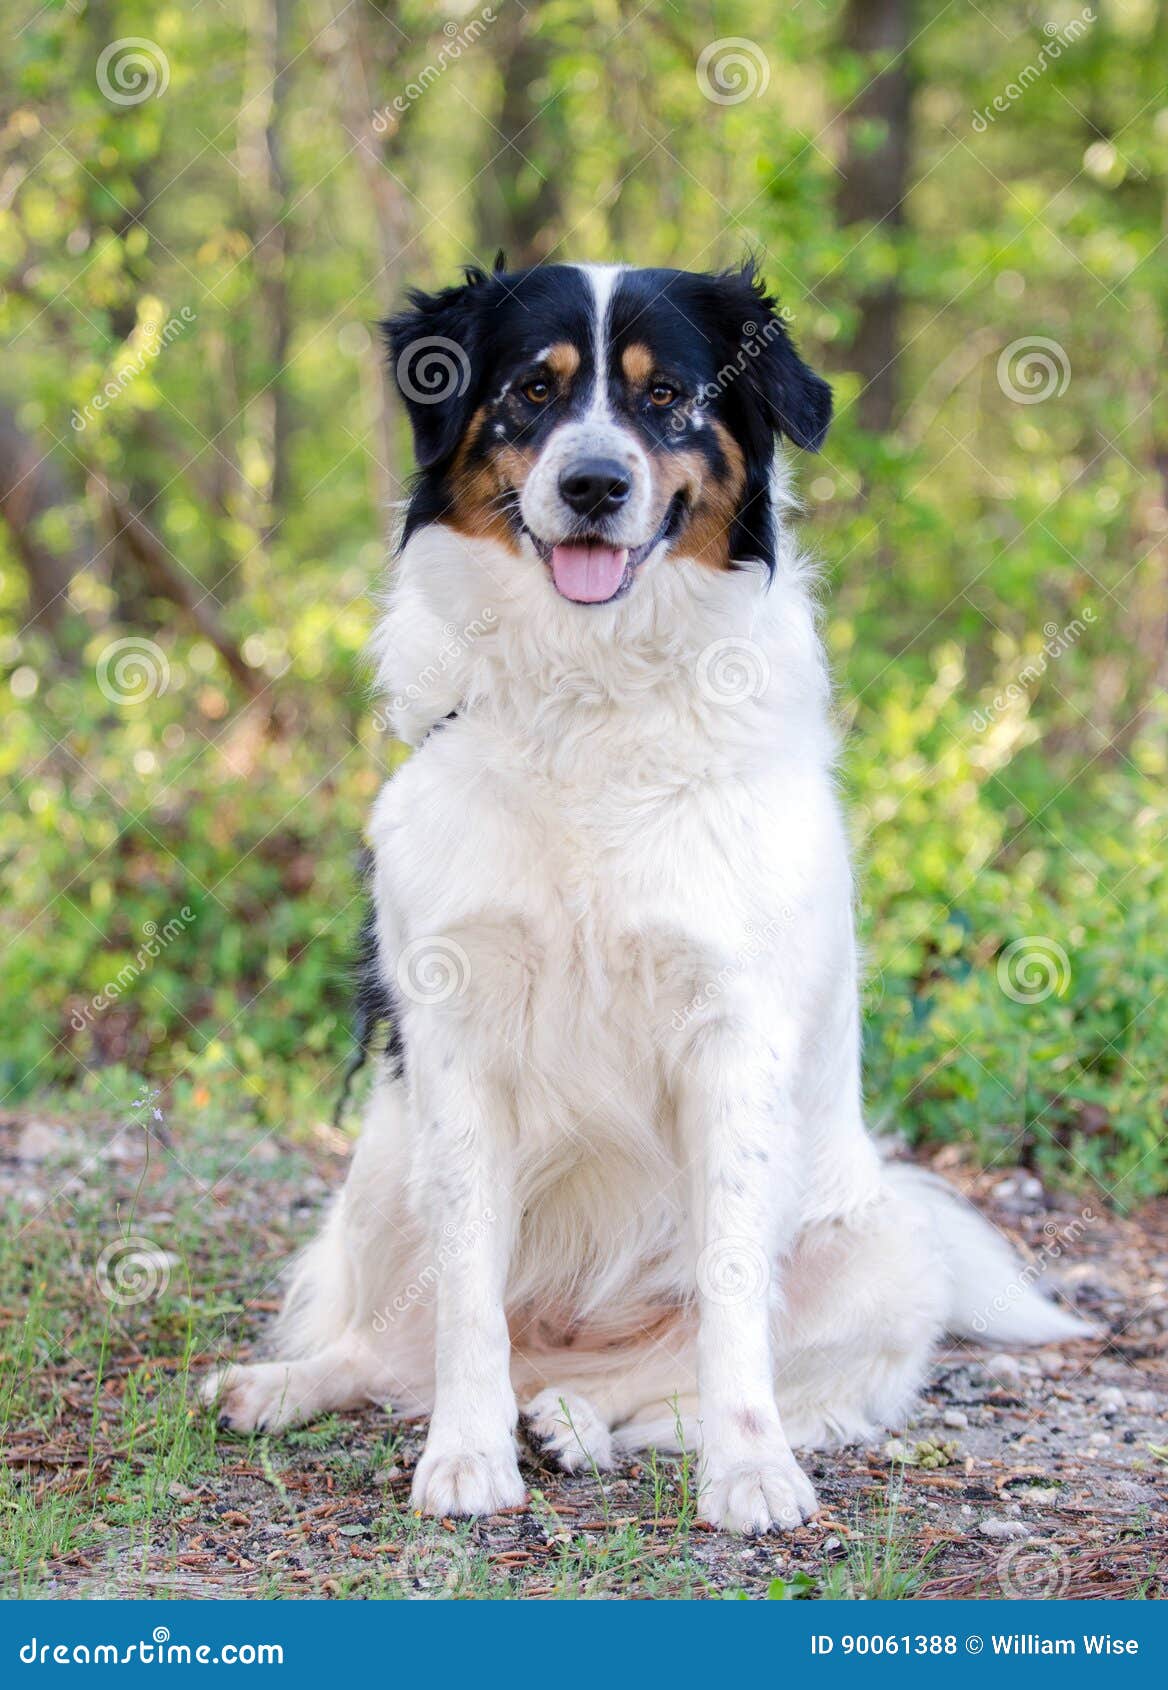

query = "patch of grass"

[
  {"left": 816, "top": 1477, "right": 939, "bottom": 1601},
  {"left": 0, "top": 1097, "right": 301, "bottom": 1594}
]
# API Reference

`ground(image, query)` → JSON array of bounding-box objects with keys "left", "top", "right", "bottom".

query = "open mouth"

[
  {"left": 526, "top": 496, "right": 687, "bottom": 606},
  {"left": 544, "top": 540, "right": 632, "bottom": 604}
]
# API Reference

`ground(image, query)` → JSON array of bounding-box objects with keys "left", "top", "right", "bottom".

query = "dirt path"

[{"left": 1, "top": 1101, "right": 1164, "bottom": 1599}]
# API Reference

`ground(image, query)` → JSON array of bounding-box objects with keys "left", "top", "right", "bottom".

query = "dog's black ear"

[
  {"left": 724, "top": 260, "right": 832, "bottom": 452},
  {"left": 702, "top": 261, "right": 831, "bottom": 575},
  {"left": 383, "top": 276, "right": 492, "bottom": 471}
]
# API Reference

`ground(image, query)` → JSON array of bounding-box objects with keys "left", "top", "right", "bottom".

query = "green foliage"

[{"left": 1, "top": 2, "right": 1165, "bottom": 1192}]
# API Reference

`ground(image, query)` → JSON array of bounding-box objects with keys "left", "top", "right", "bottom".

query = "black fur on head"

[
  {"left": 382, "top": 262, "right": 505, "bottom": 472},
  {"left": 698, "top": 258, "right": 833, "bottom": 574}
]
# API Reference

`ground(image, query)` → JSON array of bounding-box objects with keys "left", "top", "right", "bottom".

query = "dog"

[{"left": 204, "top": 259, "right": 1088, "bottom": 1533}]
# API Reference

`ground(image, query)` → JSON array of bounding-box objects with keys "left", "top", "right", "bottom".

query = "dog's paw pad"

[
  {"left": 700, "top": 1457, "right": 817, "bottom": 1535},
  {"left": 410, "top": 1445, "right": 526, "bottom": 1517}
]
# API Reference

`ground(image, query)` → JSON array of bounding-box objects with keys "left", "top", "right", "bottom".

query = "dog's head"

[{"left": 385, "top": 260, "right": 831, "bottom": 606}]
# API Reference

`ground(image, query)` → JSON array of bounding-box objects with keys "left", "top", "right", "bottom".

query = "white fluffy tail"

[{"left": 885, "top": 1163, "right": 1095, "bottom": 1347}]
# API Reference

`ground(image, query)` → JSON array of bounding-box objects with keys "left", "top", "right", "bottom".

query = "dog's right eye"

[{"left": 522, "top": 378, "right": 551, "bottom": 404}]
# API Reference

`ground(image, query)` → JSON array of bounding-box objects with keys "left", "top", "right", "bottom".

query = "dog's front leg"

[
  {"left": 408, "top": 1058, "right": 524, "bottom": 1519},
  {"left": 680, "top": 1023, "right": 817, "bottom": 1534}
]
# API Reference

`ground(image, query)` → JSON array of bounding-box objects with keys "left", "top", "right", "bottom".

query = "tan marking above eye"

[
  {"left": 621, "top": 343, "right": 655, "bottom": 385},
  {"left": 544, "top": 342, "right": 581, "bottom": 381}
]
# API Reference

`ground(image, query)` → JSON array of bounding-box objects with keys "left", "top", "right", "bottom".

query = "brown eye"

[
  {"left": 522, "top": 378, "right": 551, "bottom": 404},
  {"left": 649, "top": 382, "right": 678, "bottom": 408}
]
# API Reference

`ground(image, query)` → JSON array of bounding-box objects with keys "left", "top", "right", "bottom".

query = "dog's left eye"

[
  {"left": 522, "top": 378, "right": 552, "bottom": 404},
  {"left": 649, "top": 382, "right": 679, "bottom": 408}
]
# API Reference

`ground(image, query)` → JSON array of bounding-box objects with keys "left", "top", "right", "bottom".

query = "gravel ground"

[{"left": 1, "top": 1102, "right": 1164, "bottom": 1600}]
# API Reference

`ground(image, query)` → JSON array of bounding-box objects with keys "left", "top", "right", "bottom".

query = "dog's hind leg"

[
  {"left": 202, "top": 1331, "right": 399, "bottom": 1433},
  {"left": 612, "top": 1394, "right": 701, "bottom": 1458},
  {"left": 520, "top": 1387, "right": 617, "bottom": 1472},
  {"left": 516, "top": 1316, "right": 701, "bottom": 1470},
  {"left": 200, "top": 1075, "right": 440, "bottom": 1432}
]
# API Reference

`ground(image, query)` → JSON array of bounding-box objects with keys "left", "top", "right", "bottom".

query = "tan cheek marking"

[
  {"left": 495, "top": 444, "right": 537, "bottom": 489},
  {"left": 545, "top": 342, "right": 581, "bottom": 384},
  {"left": 654, "top": 422, "right": 746, "bottom": 572},
  {"left": 621, "top": 343, "right": 655, "bottom": 386},
  {"left": 445, "top": 409, "right": 528, "bottom": 552}
]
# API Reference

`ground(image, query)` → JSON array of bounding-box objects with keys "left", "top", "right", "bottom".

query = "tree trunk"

[
  {"left": 475, "top": 8, "right": 563, "bottom": 267},
  {"left": 328, "top": 2, "right": 412, "bottom": 518},
  {"left": 0, "top": 405, "right": 80, "bottom": 643},
  {"left": 835, "top": 0, "right": 913, "bottom": 433},
  {"left": 238, "top": 0, "right": 294, "bottom": 542}
]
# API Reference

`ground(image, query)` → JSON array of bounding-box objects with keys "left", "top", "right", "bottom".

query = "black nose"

[{"left": 558, "top": 457, "right": 632, "bottom": 519}]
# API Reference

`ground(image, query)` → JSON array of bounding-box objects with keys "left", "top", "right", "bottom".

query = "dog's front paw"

[
  {"left": 522, "top": 1387, "right": 615, "bottom": 1474},
  {"left": 201, "top": 1362, "right": 309, "bottom": 1434},
  {"left": 410, "top": 1442, "right": 525, "bottom": 1518},
  {"left": 700, "top": 1452, "right": 817, "bottom": 1535}
]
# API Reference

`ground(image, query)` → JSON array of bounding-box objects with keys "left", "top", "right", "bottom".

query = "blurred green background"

[{"left": 2, "top": 1, "right": 1165, "bottom": 1198}]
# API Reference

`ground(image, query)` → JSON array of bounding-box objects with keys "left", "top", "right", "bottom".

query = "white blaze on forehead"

[
  {"left": 576, "top": 263, "right": 624, "bottom": 420},
  {"left": 517, "top": 264, "right": 656, "bottom": 548}
]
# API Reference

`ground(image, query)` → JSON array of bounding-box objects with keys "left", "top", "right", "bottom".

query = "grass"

[{"left": 816, "top": 1476, "right": 939, "bottom": 1601}]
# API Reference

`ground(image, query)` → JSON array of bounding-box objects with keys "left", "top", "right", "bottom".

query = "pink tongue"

[{"left": 550, "top": 543, "right": 630, "bottom": 603}]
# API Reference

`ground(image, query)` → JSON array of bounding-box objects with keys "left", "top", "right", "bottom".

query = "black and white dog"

[{"left": 205, "top": 261, "right": 1086, "bottom": 1533}]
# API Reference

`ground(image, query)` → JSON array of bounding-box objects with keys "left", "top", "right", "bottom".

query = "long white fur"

[{"left": 203, "top": 345, "right": 1089, "bottom": 1534}]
